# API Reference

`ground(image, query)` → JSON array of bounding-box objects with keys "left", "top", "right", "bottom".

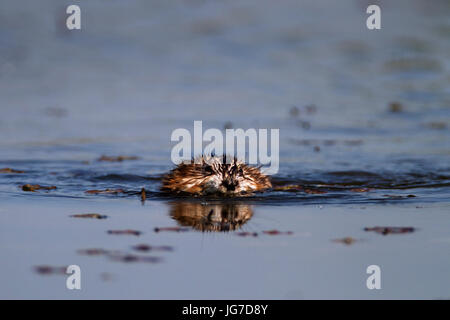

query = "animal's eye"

[{"left": 204, "top": 166, "right": 214, "bottom": 174}]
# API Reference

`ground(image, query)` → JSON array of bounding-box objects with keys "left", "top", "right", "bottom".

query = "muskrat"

[{"left": 161, "top": 155, "right": 272, "bottom": 195}]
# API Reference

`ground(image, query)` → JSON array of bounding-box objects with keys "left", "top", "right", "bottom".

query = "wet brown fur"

[{"left": 161, "top": 155, "right": 272, "bottom": 195}]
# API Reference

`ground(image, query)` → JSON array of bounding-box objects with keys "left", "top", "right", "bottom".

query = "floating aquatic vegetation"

[
  {"left": 70, "top": 213, "right": 108, "bottom": 219},
  {"left": 382, "top": 194, "right": 417, "bottom": 199},
  {"left": 34, "top": 265, "right": 67, "bottom": 275},
  {"left": 0, "top": 168, "right": 24, "bottom": 173},
  {"left": 273, "top": 185, "right": 303, "bottom": 192},
  {"left": 235, "top": 232, "right": 258, "bottom": 237},
  {"left": 107, "top": 229, "right": 142, "bottom": 236},
  {"left": 77, "top": 248, "right": 112, "bottom": 256},
  {"left": 85, "top": 189, "right": 125, "bottom": 195},
  {"left": 131, "top": 244, "right": 173, "bottom": 252},
  {"left": 21, "top": 184, "right": 57, "bottom": 192},
  {"left": 364, "top": 226, "right": 415, "bottom": 235},
  {"left": 154, "top": 227, "right": 190, "bottom": 233},
  {"left": 108, "top": 254, "right": 162, "bottom": 264},
  {"left": 388, "top": 102, "right": 404, "bottom": 113},
  {"left": 262, "top": 230, "right": 293, "bottom": 236},
  {"left": 332, "top": 237, "right": 359, "bottom": 245}
]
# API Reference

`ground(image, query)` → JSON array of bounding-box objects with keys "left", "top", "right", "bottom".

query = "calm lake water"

[{"left": 1, "top": 0, "right": 449, "bottom": 299}]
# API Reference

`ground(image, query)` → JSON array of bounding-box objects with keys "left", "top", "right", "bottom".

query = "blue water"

[{"left": 0, "top": 0, "right": 449, "bottom": 299}]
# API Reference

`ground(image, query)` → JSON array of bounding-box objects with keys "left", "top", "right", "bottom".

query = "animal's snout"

[{"left": 222, "top": 180, "right": 236, "bottom": 191}]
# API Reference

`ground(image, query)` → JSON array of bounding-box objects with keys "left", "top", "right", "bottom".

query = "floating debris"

[
  {"left": 97, "top": 155, "right": 139, "bottom": 162},
  {"left": 388, "top": 102, "right": 404, "bottom": 113},
  {"left": 21, "top": 184, "right": 57, "bottom": 192},
  {"left": 154, "top": 227, "right": 190, "bottom": 233},
  {"left": 273, "top": 185, "right": 303, "bottom": 192},
  {"left": 332, "top": 237, "right": 359, "bottom": 245},
  {"left": 364, "top": 226, "right": 415, "bottom": 235},
  {"left": 0, "top": 168, "right": 24, "bottom": 174},
  {"left": 77, "top": 248, "right": 111, "bottom": 256},
  {"left": 235, "top": 232, "right": 258, "bottom": 237},
  {"left": 108, "top": 254, "right": 162, "bottom": 264},
  {"left": 382, "top": 194, "right": 416, "bottom": 199},
  {"left": 131, "top": 244, "right": 173, "bottom": 252},
  {"left": 34, "top": 265, "right": 67, "bottom": 275},
  {"left": 107, "top": 229, "right": 142, "bottom": 236},
  {"left": 70, "top": 213, "right": 108, "bottom": 219},
  {"left": 85, "top": 189, "right": 125, "bottom": 195},
  {"left": 262, "top": 230, "right": 293, "bottom": 236}
]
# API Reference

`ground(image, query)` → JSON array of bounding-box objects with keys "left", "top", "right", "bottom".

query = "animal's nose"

[{"left": 222, "top": 181, "right": 236, "bottom": 191}]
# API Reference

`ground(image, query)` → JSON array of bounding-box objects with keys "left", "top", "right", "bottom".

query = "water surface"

[{"left": 1, "top": 0, "right": 449, "bottom": 299}]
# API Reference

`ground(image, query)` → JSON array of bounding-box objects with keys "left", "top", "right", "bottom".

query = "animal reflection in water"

[{"left": 169, "top": 202, "right": 253, "bottom": 232}]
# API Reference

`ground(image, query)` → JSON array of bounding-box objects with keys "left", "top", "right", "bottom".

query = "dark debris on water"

[
  {"left": 132, "top": 244, "right": 174, "bottom": 252},
  {"left": 364, "top": 226, "right": 415, "bottom": 235},
  {"left": 85, "top": 188, "right": 125, "bottom": 195},
  {"left": 34, "top": 265, "right": 67, "bottom": 275},
  {"left": 70, "top": 213, "right": 108, "bottom": 219},
  {"left": 332, "top": 237, "right": 360, "bottom": 245},
  {"left": 107, "top": 229, "right": 142, "bottom": 236},
  {"left": 262, "top": 230, "right": 293, "bottom": 236},
  {"left": 0, "top": 168, "right": 24, "bottom": 174},
  {"left": 154, "top": 227, "right": 190, "bottom": 233},
  {"left": 21, "top": 184, "right": 57, "bottom": 192},
  {"left": 108, "top": 254, "right": 162, "bottom": 264}
]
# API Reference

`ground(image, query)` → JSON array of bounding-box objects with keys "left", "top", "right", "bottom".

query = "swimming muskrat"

[{"left": 161, "top": 155, "right": 272, "bottom": 195}]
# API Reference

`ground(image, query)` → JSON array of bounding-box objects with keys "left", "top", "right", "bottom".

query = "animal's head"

[
  {"left": 196, "top": 155, "right": 271, "bottom": 195},
  {"left": 162, "top": 155, "right": 272, "bottom": 195}
]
